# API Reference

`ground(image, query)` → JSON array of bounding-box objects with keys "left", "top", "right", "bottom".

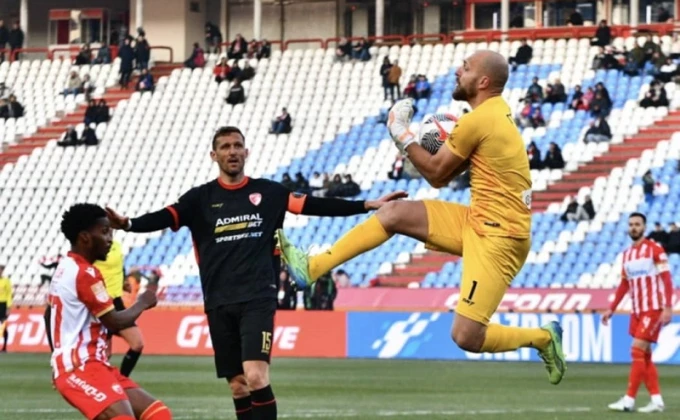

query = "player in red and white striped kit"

[
  {"left": 603, "top": 212, "right": 673, "bottom": 413},
  {"left": 44, "top": 203, "right": 172, "bottom": 420}
]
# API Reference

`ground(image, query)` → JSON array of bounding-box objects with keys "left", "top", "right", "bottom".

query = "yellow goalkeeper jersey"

[{"left": 95, "top": 240, "right": 125, "bottom": 298}]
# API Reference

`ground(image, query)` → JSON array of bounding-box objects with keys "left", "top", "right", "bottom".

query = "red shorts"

[
  {"left": 54, "top": 361, "right": 139, "bottom": 420},
  {"left": 629, "top": 310, "right": 663, "bottom": 343}
]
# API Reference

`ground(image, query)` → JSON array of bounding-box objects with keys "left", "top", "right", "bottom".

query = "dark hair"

[
  {"left": 212, "top": 126, "right": 245, "bottom": 150},
  {"left": 61, "top": 203, "right": 108, "bottom": 244},
  {"left": 629, "top": 212, "right": 647, "bottom": 224}
]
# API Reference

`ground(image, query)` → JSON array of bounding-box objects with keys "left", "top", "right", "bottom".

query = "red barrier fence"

[{"left": 4, "top": 309, "right": 347, "bottom": 357}]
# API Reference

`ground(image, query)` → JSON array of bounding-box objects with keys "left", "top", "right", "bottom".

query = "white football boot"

[
  {"left": 608, "top": 396, "right": 635, "bottom": 412},
  {"left": 637, "top": 400, "right": 665, "bottom": 413}
]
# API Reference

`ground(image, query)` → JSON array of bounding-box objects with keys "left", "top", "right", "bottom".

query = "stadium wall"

[{"left": 7, "top": 309, "right": 680, "bottom": 365}]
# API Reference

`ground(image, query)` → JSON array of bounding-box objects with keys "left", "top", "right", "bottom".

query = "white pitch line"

[{"left": 2, "top": 406, "right": 593, "bottom": 418}]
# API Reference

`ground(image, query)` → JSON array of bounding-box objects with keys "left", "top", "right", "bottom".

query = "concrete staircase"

[
  {"left": 376, "top": 109, "right": 680, "bottom": 286},
  {"left": 0, "top": 63, "right": 184, "bottom": 167}
]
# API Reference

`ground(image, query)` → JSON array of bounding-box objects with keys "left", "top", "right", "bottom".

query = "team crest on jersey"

[
  {"left": 112, "top": 384, "right": 124, "bottom": 395},
  {"left": 249, "top": 193, "right": 262, "bottom": 206},
  {"left": 91, "top": 281, "right": 110, "bottom": 303},
  {"left": 86, "top": 267, "right": 96, "bottom": 277}
]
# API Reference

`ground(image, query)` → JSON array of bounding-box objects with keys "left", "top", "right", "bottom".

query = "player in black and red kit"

[{"left": 106, "top": 126, "right": 405, "bottom": 420}]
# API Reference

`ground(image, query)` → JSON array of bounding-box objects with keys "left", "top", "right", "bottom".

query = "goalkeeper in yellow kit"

[{"left": 278, "top": 50, "right": 567, "bottom": 385}]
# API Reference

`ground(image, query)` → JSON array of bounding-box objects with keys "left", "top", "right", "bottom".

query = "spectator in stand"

[
  {"left": 281, "top": 173, "right": 295, "bottom": 191},
  {"left": 93, "top": 44, "right": 111, "bottom": 64},
  {"left": 81, "top": 124, "right": 98, "bottom": 146},
  {"left": 294, "top": 173, "right": 311, "bottom": 194},
  {"left": 246, "top": 40, "right": 258, "bottom": 59},
  {"left": 509, "top": 39, "right": 532, "bottom": 71},
  {"left": 658, "top": 58, "right": 678, "bottom": 83},
  {"left": 584, "top": 117, "right": 612, "bottom": 143},
  {"left": 335, "top": 38, "right": 352, "bottom": 61},
  {"left": 543, "top": 78, "right": 567, "bottom": 104},
  {"left": 213, "top": 57, "right": 230, "bottom": 83},
  {"left": 74, "top": 44, "right": 92, "bottom": 65},
  {"left": 510, "top": 13, "right": 524, "bottom": 28},
  {"left": 135, "top": 35, "right": 151, "bottom": 70},
  {"left": 81, "top": 74, "right": 95, "bottom": 98},
  {"left": 640, "top": 80, "right": 669, "bottom": 108},
  {"left": 304, "top": 272, "right": 337, "bottom": 311},
  {"left": 590, "top": 91, "right": 610, "bottom": 118},
  {"left": 561, "top": 196, "right": 595, "bottom": 222},
  {"left": 591, "top": 47, "right": 605, "bottom": 70},
  {"left": 600, "top": 46, "right": 622, "bottom": 71},
  {"left": 96, "top": 99, "right": 110, "bottom": 123},
  {"left": 591, "top": 20, "right": 612, "bottom": 47},
  {"left": 388, "top": 153, "right": 407, "bottom": 180},
  {"left": 226, "top": 62, "right": 242, "bottom": 82},
  {"left": 643, "top": 35, "right": 661, "bottom": 63},
  {"left": 240, "top": 61, "right": 256, "bottom": 81},
  {"left": 569, "top": 85, "right": 586, "bottom": 110},
  {"left": 84, "top": 99, "right": 98, "bottom": 124},
  {"left": 63, "top": 71, "right": 82, "bottom": 95},
  {"left": 118, "top": 38, "right": 135, "bottom": 89},
  {"left": 526, "top": 76, "right": 543, "bottom": 102},
  {"left": 388, "top": 60, "right": 402, "bottom": 101},
  {"left": 629, "top": 43, "right": 646, "bottom": 69},
  {"left": 622, "top": 54, "right": 641, "bottom": 76},
  {"left": 529, "top": 108, "right": 545, "bottom": 128},
  {"left": 256, "top": 40, "right": 271, "bottom": 59},
  {"left": 8, "top": 21, "right": 23, "bottom": 60},
  {"left": 136, "top": 68, "right": 154, "bottom": 92},
  {"left": 568, "top": 9, "right": 584, "bottom": 25},
  {"left": 184, "top": 42, "right": 206, "bottom": 69},
  {"left": 560, "top": 197, "right": 579, "bottom": 222},
  {"left": 543, "top": 142, "right": 565, "bottom": 169},
  {"left": 205, "top": 22, "right": 223, "bottom": 54},
  {"left": 333, "top": 269, "right": 351, "bottom": 288},
  {"left": 227, "top": 34, "right": 248, "bottom": 60},
  {"left": 657, "top": 6, "right": 672, "bottom": 22},
  {"left": 309, "top": 172, "right": 325, "bottom": 197},
  {"left": 643, "top": 170, "right": 656, "bottom": 204},
  {"left": 225, "top": 79, "right": 245, "bottom": 105},
  {"left": 327, "top": 174, "right": 360, "bottom": 198},
  {"left": 648, "top": 222, "right": 669, "bottom": 249},
  {"left": 667, "top": 223, "right": 680, "bottom": 254},
  {"left": 0, "top": 20, "right": 7, "bottom": 62},
  {"left": 352, "top": 38, "right": 371, "bottom": 61},
  {"left": 527, "top": 142, "right": 543, "bottom": 169},
  {"left": 0, "top": 94, "right": 23, "bottom": 119},
  {"left": 270, "top": 107, "right": 292, "bottom": 134},
  {"left": 277, "top": 269, "right": 298, "bottom": 310},
  {"left": 57, "top": 126, "right": 79, "bottom": 147},
  {"left": 403, "top": 75, "right": 417, "bottom": 98},
  {"left": 380, "top": 57, "right": 393, "bottom": 100},
  {"left": 415, "top": 75, "right": 431, "bottom": 99}
]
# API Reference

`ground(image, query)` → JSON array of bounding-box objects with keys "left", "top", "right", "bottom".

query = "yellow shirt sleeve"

[{"left": 445, "top": 113, "right": 482, "bottom": 160}]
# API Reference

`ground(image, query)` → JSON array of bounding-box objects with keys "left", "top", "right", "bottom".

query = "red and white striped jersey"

[
  {"left": 48, "top": 251, "right": 115, "bottom": 378},
  {"left": 621, "top": 239, "right": 671, "bottom": 314}
]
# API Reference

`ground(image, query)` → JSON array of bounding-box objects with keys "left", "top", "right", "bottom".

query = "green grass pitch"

[{"left": 1, "top": 353, "right": 679, "bottom": 419}]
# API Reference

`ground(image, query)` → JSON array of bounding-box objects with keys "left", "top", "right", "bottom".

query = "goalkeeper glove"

[{"left": 387, "top": 99, "right": 417, "bottom": 155}]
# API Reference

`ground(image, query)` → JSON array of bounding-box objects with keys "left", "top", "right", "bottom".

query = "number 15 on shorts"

[{"left": 261, "top": 331, "right": 272, "bottom": 354}]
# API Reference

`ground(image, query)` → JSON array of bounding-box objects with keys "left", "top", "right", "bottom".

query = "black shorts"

[
  {"left": 0, "top": 302, "right": 6, "bottom": 322},
  {"left": 207, "top": 298, "right": 276, "bottom": 380}
]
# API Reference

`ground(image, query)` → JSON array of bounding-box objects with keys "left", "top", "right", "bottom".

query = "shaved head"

[{"left": 453, "top": 50, "right": 509, "bottom": 105}]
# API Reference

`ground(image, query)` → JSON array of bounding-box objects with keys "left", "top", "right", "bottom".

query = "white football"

[{"left": 417, "top": 113, "right": 458, "bottom": 154}]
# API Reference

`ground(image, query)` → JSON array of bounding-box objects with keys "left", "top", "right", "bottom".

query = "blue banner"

[{"left": 347, "top": 312, "right": 680, "bottom": 365}]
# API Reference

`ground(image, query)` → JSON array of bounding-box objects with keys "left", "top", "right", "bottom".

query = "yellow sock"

[
  {"left": 309, "top": 215, "right": 392, "bottom": 280},
  {"left": 480, "top": 324, "right": 552, "bottom": 353}
]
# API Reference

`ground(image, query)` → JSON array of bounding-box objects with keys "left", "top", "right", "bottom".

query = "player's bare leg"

[
  {"left": 243, "top": 360, "right": 276, "bottom": 420},
  {"left": 229, "top": 374, "right": 253, "bottom": 420},
  {"left": 126, "top": 387, "right": 172, "bottom": 419},
  {"left": 277, "top": 200, "right": 429, "bottom": 285},
  {"left": 609, "top": 338, "right": 664, "bottom": 412},
  {"left": 93, "top": 400, "right": 136, "bottom": 420},
  {"left": 119, "top": 326, "right": 144, "bottom": 377}
]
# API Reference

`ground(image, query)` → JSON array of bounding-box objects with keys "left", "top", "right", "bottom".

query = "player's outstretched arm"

[
  {"left": 405, "top": 142, "right": 467, "bottom": 188},
  {"left": 106, "top": 207, "right": 175, "bottom": 233},
  {"left": 98, "top": 288, "right": 157, "bottom": 333},
  {"left": 43, "top": 305, "right": 54, "bottom": 352},
  {"left": 602, "top": 278, "right": 630, "bottom": 326},
  {"left": 288, "top": 191, "right": 408, "bottom": 217}
]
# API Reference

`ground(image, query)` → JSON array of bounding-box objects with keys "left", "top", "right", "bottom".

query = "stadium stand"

[{"left": 2, "top": 34, "right": 680, "bottom": 306}]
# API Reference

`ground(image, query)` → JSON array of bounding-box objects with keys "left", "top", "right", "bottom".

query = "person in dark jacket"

[
  {"left": 527, "top": 141, "right": 543, "bottom": 170},
  {"left": 591, "top": 20, "right": 611, "bottom": 46},
  {"left": 543, "top": 142, "right": 565, "bottom": 169},
  {"left": 8, "top": 22, "right": 23, "bottom": 60},
  {"left": 304, "top": 272, "right": 337, "bottom": 311},
  {"left": 135, "top": 35, "right": 151, "bottom": 70},
  {"left": 256, "top": 40, "right": 271, "bottom": 59},
  {"left": 228, "top": 34, "right": 248, "bottom": 60},
  {"left": 81, "top": 125, "right": 98, "bottom": 146},
  {"left": 648, "top": 222, "right": 669, "bottom": 249},
  {"left": 0, "top": 95, "right": 24, "bottom": 119},
  {"left": 84, "top": 99, "right": 98, "bottom": 124},
  {"left": 509, "top": 39, "right": 532, "bottom": 70},
  {"left": 57, "top": 126, "right": 79, "bottom": 147},
  {"left": 74, "top": 44, "right": 92, "bottom": 65},
  {"left": 205, "top": 22, "right": 223, "bottom": 54},
  {"left": 271, "top": 108, "right": 292, "bottom": 134},
  {"left": 667, "top": 223, "right": 680, "bottom": 254},
  {"left": 184, "top": 43, "right": 206, "bottom": 69},
  {"left": 226, "top": 79, "right": 245, "bottom": 105},
  {"left": 280, "top": 173, "right": 295, "bottom": 191},
  {"left": 584, "top": 117, "right": 612, "bottom": 143},
  {"left": 226, "top": 62, "right": 242, "bottom": 82},
  {"left": 294, "top": 173, "right": 311, "bottom": 194},
  {"left": 380, "top": 57, "right": 393, "bottom": 100},
  {"left": 136, "top": 68, "right": 154, "bottom": 92},
  {"left": 0, "top": 20, "right": 8, "bottom": 61},
  {"left": 240, "top": 62, "right": 255, "bottom": 81},
  {"left": 642, "top": 170, "right": 655, "bottom": 204},
  {"left": 118, "top": 38, "right": 135, "bottom": 89}
]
